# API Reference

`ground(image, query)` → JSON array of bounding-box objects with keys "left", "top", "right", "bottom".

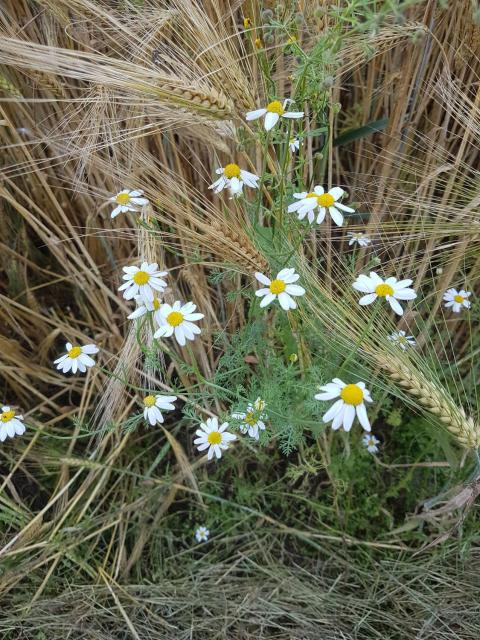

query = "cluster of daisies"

[{"left": 2, "top": 96, "right": 473, "bottom": 466}]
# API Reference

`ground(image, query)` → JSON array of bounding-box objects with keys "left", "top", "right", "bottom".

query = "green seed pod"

[{"left": 322, "top": 76, "right": 334, "bottom": 89}]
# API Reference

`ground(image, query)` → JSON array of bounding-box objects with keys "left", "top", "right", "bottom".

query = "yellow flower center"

[
  {"left": 167, "top": 311, "right": 184, "bottom": 327},
  {"left": 207, "top": 431, "right": 222, "bottom": 445},
  {"left": 454, "top": 294, "right": 464, "bottom": 303},
  {"left": 224, "top": 163, "right": 241, "bottom": 179},
  {"left": 144, "top": 395, "right": 156, "bottom": 407},
  {"left": 152, "top": 298, "right": 161, "bottom": 310},
  {"left": 115, "top": 192, "right": 131, "bottom": 205},
  {"left": 266, "top": 100, "right": 285, "bottom": 115},
  {"left": 245, "top": 411, "right": 257, "bottom": 426},
  {"left": 269, "top": 279, "right": 286, "bottom": 294},
  {"left": 306, "top": 192, "right": 335, "bottom": 207},
  {"left": 1, "top": 410, "right": 15, "bottom": 423},
  {"left": 368, "top": 438, "right": 375, "bottom": 446},
  {"left": 340, "top": 384, "right": 364, "bottom": 406},
  {"left": 133, "top": 270, "right": 150, "bottom": 285},
  {"left": 68, "top": 346, "right": 82, "bottom": 359},
  {"left": 375, "top": 283, "right": 394, "bottom": 297}
]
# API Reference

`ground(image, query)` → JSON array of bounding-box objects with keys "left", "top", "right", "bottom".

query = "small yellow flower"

[
  {"left": 243, "top": 17, "right": 252, "bottom": 28},
  {"left": 255, "top": 37, "right": 263, "bottom": 49}
]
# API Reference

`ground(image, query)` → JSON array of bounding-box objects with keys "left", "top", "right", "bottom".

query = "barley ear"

[{"left": 378, "top": 357, "right": 480, "bottom": 450}]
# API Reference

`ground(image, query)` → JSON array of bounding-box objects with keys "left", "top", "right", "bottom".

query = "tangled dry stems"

[{"left": 0, "top": 0, "right": 480, "bottom": 632}]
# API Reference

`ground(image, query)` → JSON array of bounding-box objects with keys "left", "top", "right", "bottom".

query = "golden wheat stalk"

[
  {"left": 0, "top": 37, "right": 235, "bottom": 118},
  {"left": 206, "top": 219, "right": 269, "bottom": 274},
  {"left": 377, "top": 356, "right": 480, "bottom": 449}
]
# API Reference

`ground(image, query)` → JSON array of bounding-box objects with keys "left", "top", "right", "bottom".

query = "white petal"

[
  {"left": 246, "top": 108, "right": 267, "bottom": 121},
  {"left": 315, "top": 390, "right": 340, "bottom": 401},
  {"left": 358, "top": 293, "right": 377, "bottom": 306},
  {"left": 264, "top": 112, "right": 280, "bottom": 130},
  {"left": 352, "top": 278, "right": 374, "bottom": 293},
  {"left": 128, "top": 306, "right": 147, "bottom": 320},
  {"left": 82, "top": 344, "right": 99, "bottom": 354},
  {"left": 356, "top": 404, "right": 371, "bottom": 431},
  {"left": 328, "top": 187, "right": 344, "bottom": 200},
  {"left": 328, "top": 206, "right": 344, "bottom": 226},
  {"left": 343, "top": 405, "right": 355, "bottom": 432},
  {"left": 316, "top": 208, "right": 326, "bottom": 224},
  {"left": 259, "top": 293, "right": 276, "bottom": 307},
  {"left": 229, "top": 177, "right": 242, "bottom": 194},
  {"left": 255, "top": 272, "right": 271, "bottom": 286},
  {"left": 277, "top": 268, "right": 294, "bottom": 280},
  {"left": 323, "top": 399, "right": 344, "bottom": 423},
  {"left": 282, "top": 111, "right": 304, "bottom": 119},
  {"left": 174, "top": 326, "right": 186, "bottom": 346},
  {"left": 278, "top": 292, "right": 294, "bottom": 310},
  {"left": 78, "top": 354, "right": 95, "bottom": 367},
  {"left": 285, "top": 284, "right": 305, "bottom": 297},
  {"left": 111, "top": 205, "right": 123, "bottom": 218},
  {"left": 388, "top": 297, "right": 404, "bottom": 316},
  {"left": 331, "top": 407, "right": 345, "bottom": 430},
  {"left": 334, "top": 202, "right": 355, "bottom": 213},
  {"left": 393, "top": 288, "right": 417, "bottom": 301}
]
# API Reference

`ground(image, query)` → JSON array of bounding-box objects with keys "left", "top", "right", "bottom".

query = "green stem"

[{"left": 337, "top": 302, "right": 382, "bottom": 379}]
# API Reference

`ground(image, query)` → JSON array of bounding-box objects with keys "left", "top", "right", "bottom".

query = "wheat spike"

[
  {"left": 207, "top": 219, "right": 269, "bottom": 274},
  {"left": 378, "top": 357, "right": 480, "bottom": 449}
]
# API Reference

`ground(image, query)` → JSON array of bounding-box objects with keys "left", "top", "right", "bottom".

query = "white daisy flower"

[
  {"left": 118, "top": 262, "right": 168, "bottom": 302},
  {"left": 153, "top": 301, "right": 204, "bottom": 346},
  {"left": 209, "top": 163, "right": 259, "bottom": 196},
  {"left": 289, "top": 137, "right": 300, "bottom": 153},
  {"left": 0, "top": 406, "right": 26, "bottom": 441},
  {"left": 287, "top": 186, "right": 354, "bottom": 226},
  {"left": 54, "top": 342, "right": 99, "bottom": 374},
  {"left": 388, "top": 330, "right": 416, "bottom": 350},
  {"left": 110, "top": 189, "right": 149, "bottom": 218},
  {"left": 195, "top": 526, "right": 210, "bottom": 542},
  {"left": 352, "top": 272, "right": 417, "bottom": 316},
  {"left": 443, "top": 288, "right": 472, "bottom": 313},
  {"left": 254, "top": 268, "right": 305, "bottom": 310},
  {"left": 347, "top": 232, "right": 371, "bottom": 247},
  {"left": 315, "top": 378, "right": 373, "bottom": 432},
  {"left": 246, "top": 99, "right": 304, "bottom": 131},
  {"left": 128, "top": 295, "right": 164, "bottom": 324},
  {"left": 232, "top": 397, "right": 267, "bottom": 440},
  {"left": 194, "top": 417, "right": 236, "bottom": 460},
  {"left": 143, "top": 394, "right": 177, "bottom": 426},
  {"left": 362, "top": 433, "right": 380, "bottom": 454}
]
